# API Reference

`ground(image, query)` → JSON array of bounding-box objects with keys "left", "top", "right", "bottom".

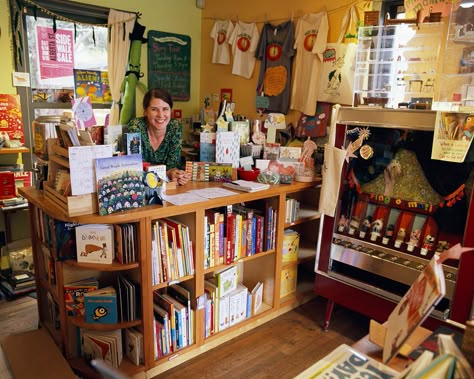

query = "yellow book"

[{"left": 282, "top": 230, "right": 299, "bottom": 264}]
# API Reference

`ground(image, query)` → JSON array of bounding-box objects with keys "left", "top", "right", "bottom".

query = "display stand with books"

[{"left": 19, "top": 179, "right": 322, "bottom": 378}]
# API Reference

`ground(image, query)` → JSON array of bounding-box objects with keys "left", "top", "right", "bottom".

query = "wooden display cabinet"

[
  {"left": 20, "top": 179, "right": 321, "bottom": 378},
  {"left": 315, "top": 107, "right": 474, "bottom": 330}
]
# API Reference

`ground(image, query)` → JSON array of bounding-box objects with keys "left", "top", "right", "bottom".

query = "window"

[{"left": 9, "top": 0, "right": 112, "bottom": 170}]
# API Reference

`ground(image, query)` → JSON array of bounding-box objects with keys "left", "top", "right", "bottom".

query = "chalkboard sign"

[{"left": 147, "top": 30, "right": 191, "bottom": 102}]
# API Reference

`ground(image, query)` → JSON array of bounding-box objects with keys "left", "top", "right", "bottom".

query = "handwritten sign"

[
  {"left": 147, "top": 30, "right": 191, "bottom": 101},
  {"left": 69, "top": 145, "right": 113, "bottom": 195}
]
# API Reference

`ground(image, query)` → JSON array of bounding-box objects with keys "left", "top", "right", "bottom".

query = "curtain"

[{"left": 107, "top": 10, "right": 136, "bottom": 126}]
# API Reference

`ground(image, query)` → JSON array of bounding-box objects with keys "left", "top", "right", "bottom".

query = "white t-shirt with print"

[
  {"left": 228, "top": 21, "right": 260, "bottom": 79},
  {"left": 210, "top": 19, "right": 234, "bottom": 64}
]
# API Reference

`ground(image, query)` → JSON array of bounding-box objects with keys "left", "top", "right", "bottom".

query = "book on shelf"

[
  {"left": 53, "top": 169, "right": 71, "bottom": 195},
  {"left": 114, "top": 223, "right": 138, "bottom": 265},
  {"left": 80, "top": 328, "right": 123, "bottom": 369},
  {"left": 251, "top": 282, "right": 263, "bottom": 315},
  {"left": 104, "top": 124, "right": 124, "bottom": 153},
  {"left": 222, "top": 180, "right": 270, "bottom": 193},
  {"left": 0, "top": 94, "right": 25, "bottom": 143},
  {"left": 95, "top": 154, "right": 146, "bottom": 216},
  {"left": 5, "top": 270, "right": 35, "bottom": 289},
  {"left": 117, "top": 274, "right": 140, "bottom": 322},
  {"left": 215, "top": 265, "right": 238, "bottom": 298},
  {"left": 382, "top": 254, "right": 446, "bottom": 363},
  {"left": 280, "top": 265, "right": 297, "bottom": 298},
  {"left": 75, "top": 224, "right": 115, "bottom": 264},
  {"left": 153, "top": 302, "right": 172, "bottom": 356},
  {"left": 293, "top": 344, "right": 398, "bottom": 379},
  {"left": 228, "top": 284, "right": 248, "bottom": 327},
  {"left": 84, "top": 286, "right": 118, "bottom": 324},
  {"left": 64, "top": 277, "right": 99, "bottom": 316},
  {"left": 124, "top": 328, "right": 144, "bottom": 366},
  {"left": 282, "top": 229, "right": 299, "bottom": 264},
  {"left": 54, "top": 220, "right": 81, "bottom": 261}
]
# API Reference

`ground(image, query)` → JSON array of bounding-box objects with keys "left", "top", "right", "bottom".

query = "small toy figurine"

[
  {"left": 420, "top": 235, "right": 435, "bottom": 256},
  {"left": 394, "top": 227, "right": 406, "bottom": 248},
  {"left": 337, "top": 215, "right": 348, "bottom": 233},
  {"left": 370, "top": 218, "right": 384, "bottom": 241},
  {"left": 348, "top": 216, "right": 360, "bottom": 235},
  {"left": 382, "top": 224, "right": 394, "bottom": 245},
  {"left": 359, "top": 216, "right": 372, "bottom": 238},
  {"left": 436, "top": 240, "right": 450, "bottom": 253},
  {"left": 407, "top": 229, "right": 421, "bottom": 252}
]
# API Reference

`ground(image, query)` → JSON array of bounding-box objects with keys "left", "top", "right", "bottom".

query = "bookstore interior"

[{"left": 0, "top": 0, "right": 474, "bottom": 377}]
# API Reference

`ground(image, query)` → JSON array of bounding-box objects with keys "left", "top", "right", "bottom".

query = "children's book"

[
  {"left": 251, "top": 282, "right": 263, "bottom": 315},
  {"left": 54, "top": 220, "right": 81, "bottom": 260},
  {"left": 216, "top": 131, "right": 240, "bottom": 168},
  {"left": 0, "top": 94, "right": 24, "bottom": 143},
  {"left": 63, "top": 277, "right": 99, "bottom": 316},
  {"left": 80, "top": 328, "right": 122, "bottom": 368},
  {"left": 124, "top": 132, "right": 142, "bottom": 155},
  {"left": 95, "top": 154, "right": 146, "bottom": 215},
  {"left": 282, "top": 229, "right": 299, "bottom": 263},
  {"left": 84, "top": 286, "right": 118, "bottom": 324},
  {"left": 382, "top": 254, "right": 446, "bottom": 363},
  {"left": 215, "top": 265, "right": 238, "bottom": 298},
  {"left": 124, "top": 328, "right": 144, "bottom": 366},
  {"left": 200, "top": 132, "right": 216, "bottom": 162},
  {"left": 75, "top": 224, "right": 115, "bottom": 264},
  {"left": 104, "top": 124, "right": 124, "bottom": 153}
]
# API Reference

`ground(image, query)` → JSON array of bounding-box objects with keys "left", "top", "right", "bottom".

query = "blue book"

[
  {"left": 124, "top": 132, "right": 141, "bottom": 155},
  {"left": 84, "top": 286, "right": 118, "bottom": 324}
]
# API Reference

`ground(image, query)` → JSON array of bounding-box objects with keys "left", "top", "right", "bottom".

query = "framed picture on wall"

[{"left": 220, "top": 88, "right": 232, "bottom": 102}]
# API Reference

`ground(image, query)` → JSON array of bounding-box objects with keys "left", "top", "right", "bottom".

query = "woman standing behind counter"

[{"left": 127, "top": 88, "right": 190, "bottom": 185}]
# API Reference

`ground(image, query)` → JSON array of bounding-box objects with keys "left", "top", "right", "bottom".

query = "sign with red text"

[{"left": 37, "top": 26, "right": 74, "bottom": 80}]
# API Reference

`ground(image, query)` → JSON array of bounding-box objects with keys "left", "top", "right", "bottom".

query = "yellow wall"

[
  {"left": 200, "top": 0, "right": 367, "bottom": 125},
  {"left": 0, "top": 0, "right": 15, "bottom": 94}
]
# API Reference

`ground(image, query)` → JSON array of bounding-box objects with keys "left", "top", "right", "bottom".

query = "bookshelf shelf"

[
  {"left": 20, "top": 180, "right": 321, "bottom": 377},
  {"left": 0, "top": 147, "right": 30, "bottom": 155}
]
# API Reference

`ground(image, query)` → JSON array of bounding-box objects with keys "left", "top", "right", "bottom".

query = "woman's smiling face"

[{"left": 144, "top": 97, "right": 171, "bottom": 132}]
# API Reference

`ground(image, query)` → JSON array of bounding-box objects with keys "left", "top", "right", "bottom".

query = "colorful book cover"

[
  {"left": 84, "top": 286, "right": 118, "bottom": 324},
  {"left": 216, "top": 131, "right": 240, "bottom": 168},
  {"left": 124, "top": 132, "right": 142, "bottom": 155},
  {"left": 208, "top": 163, "right": 233, "bottom": 182},
  {"left": 75, "top": 224, "right": 115, "bottom": 264},
  {"left": 73, "top": 69, "right": 111, "bottom": 103},
  {"left": 200, "top": 132, "right": 216, "bottom": 162},
  {"left": 282, "top": 229, "right": 299, "bottom": 263},
  {"left": 215, "top": 265, "right": 238, "bottom": 298},
  {"left": 64, "top": 277, "right": 99, "bottom": 316},
  {"left": 95, "top": 154, "right": 146, "bottom": 215},
  {"left": 229, "top": 120, "right": 250, "bottom": 145},
  {"left": 280, "top": 265, "right": 297, "bottom": 298},
  {"left": 0, "top": 94, "right": 24, "bottom": 143},
  {"left": 54, "top": 220, "right": 81, "bottom": 260}
]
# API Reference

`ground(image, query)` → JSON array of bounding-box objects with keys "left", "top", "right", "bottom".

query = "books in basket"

[
  {"left": 75, "top": 224, "right": 115, "bottom": 264},
  {"left": 293, "top": 344, "right": 398, "bottom": 379},
  {"left": 223, "top": 180, "right": 270, "bottom": 193},
  {"left": 84, "top": 286, "right": 118, "bottom": 324}
]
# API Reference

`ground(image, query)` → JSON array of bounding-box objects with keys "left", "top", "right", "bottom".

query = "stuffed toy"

[{"left": 119, "top": 21, "right": 148, "bottom": 125}]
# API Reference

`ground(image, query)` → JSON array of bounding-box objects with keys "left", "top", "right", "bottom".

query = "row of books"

[
  {"left": 0, "top": 270, "right": 36, "bottom": 297},
  {"left": 285, "top": 197, "right": 300, "bottom": 224},
  {"left": 63, "top": 275, "right": 139, "bottom": 323},
  {"left": 184, "top": 161, "right": 233, "bottom": 182},
  {"left": 153, "top": 283, "right": 194, "bottom": 358},
  {"left": 204, "top": 204, "right": 277, "bottom": 269},
  {"left": 151, "top": 218, "right": 195, "bottom": 285},
  {"left": 203, "top": 266, "right": 263, "bottom": 338}
]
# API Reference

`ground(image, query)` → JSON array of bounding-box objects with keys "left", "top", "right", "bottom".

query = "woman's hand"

[{"left": 167, "top": 168, "right": 190, "bottom": 185}]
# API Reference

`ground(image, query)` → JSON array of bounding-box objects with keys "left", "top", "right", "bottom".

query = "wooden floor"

[{"left": 154, "top": 296, "right": 370, "bottom": 379}]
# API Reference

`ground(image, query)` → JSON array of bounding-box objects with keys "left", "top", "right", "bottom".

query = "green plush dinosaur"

[{"left": 119, "top": 21, "right": 148, "bottom": 125}]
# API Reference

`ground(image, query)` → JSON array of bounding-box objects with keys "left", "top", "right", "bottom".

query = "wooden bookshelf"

[{"left": 19, "top": 179, "right": 321, "bottom": 378}]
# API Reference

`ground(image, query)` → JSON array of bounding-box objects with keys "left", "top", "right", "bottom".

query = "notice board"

[{"left": 147, "top": 30, "right": 191, "bottom": 101}]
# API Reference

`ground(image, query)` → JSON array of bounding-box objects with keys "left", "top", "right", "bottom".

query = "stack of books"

[{"left": 0, "top": 270, "right": 36, "bottom": 297}]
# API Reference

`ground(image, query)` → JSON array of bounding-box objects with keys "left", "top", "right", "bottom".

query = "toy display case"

[{"left": 315, "top": 107, "right": 474, "bottom": 330}]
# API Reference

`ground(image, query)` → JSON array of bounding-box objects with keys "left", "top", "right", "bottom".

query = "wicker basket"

[{"left": 240, "top": 144, "right": 263, "bottom": 158}]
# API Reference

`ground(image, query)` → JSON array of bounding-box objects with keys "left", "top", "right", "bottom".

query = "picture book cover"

[
  {"left": 216, "top": 131, "right": 240, "bottom": 168},
  {"left": 73, "top": 69, "right": 111, "bottom": 103},
  {"left": 54, "top": 220, "right": 81, "bottom": 260},
  {"left": 75, "top": 224, "right": 115, "bottom": 264},
  {"left": 81, "top": 328, "right": 122, "bottom": 368},
  {"left": 200, "top": 132, "right": 216, "bottom": 162},
  {"left": 124, "top": 132, "right": 142, "bottom": 155},
  {"left": 84, "top": 286, "right": 118, "bottom": 324},
  {"left": 215, "top": 265, "right": 238, "bottom": 298},
  {"left": 64, "top": 277, "right": 99, "bottom": 316},
  {"left": 382, "top": 254, "right": 446, "bottom": 363},
  {"left": 125, "top": 328, "right": 144, "bottom": 366},
  {"left": 282, "top": 229, "right": 299, "bottom": 263},
  {"left": 293, "top": 344, "right": 398, "bottom": 379},
  {"left": 208, "top": 163, "right": 233, "bottom": 182},
  {"left": 0, "top": 94, "right": 24, "bottom": 143},
  {"left": 95, "top": 154, "right": 146, "bottom": 215}
]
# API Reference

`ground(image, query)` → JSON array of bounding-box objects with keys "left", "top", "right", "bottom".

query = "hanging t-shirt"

[
  {"left": 255, "top": 20, "right": 295, "bottom": 114},
  {"left": 228, "top": 21, "right": 260, "bottom": 79},
  {"left": 210, "top": 19, "right": 234, "bottom": 64},
  {"left": 290, "top": 12, "right": 329, "bottom": 116}
]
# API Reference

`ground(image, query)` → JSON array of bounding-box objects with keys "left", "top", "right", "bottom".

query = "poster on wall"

[
  {"left": 431, "top": 111, "right": 474, "bottom": 163},
  {"left": 147, "top": 30, "right": 191, "bottom": 101},
  {"left": 36, "top": 26, "right": 74, "bottom": 80}
]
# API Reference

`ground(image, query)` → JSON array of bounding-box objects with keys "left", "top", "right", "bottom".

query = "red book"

[{"left": 225, "top": 205, "right": 234, "bottom": 264}]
